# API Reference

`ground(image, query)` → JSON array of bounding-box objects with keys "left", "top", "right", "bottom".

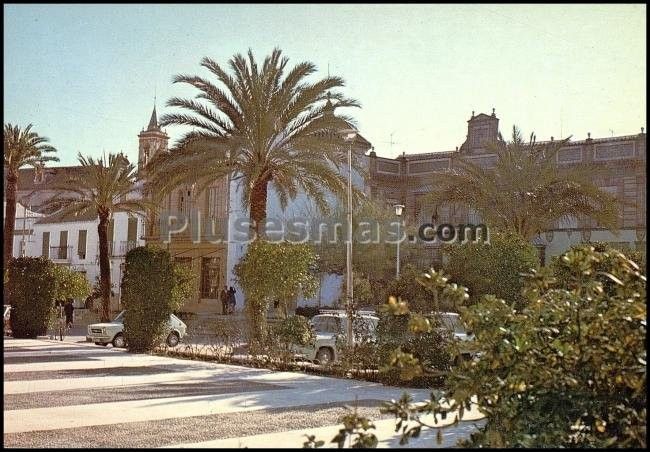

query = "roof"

[
  {"left": 468, "top": 112, "right": 497, "bottom": 122},
  {"left": 147, "top": 105, "right": 160, "bottom": 131},
  {"left": 15, "top": 166, "right": 92, "bottom": 194},
  {"left": 35, "top": 209, "right": 98, "bottom": 224}
]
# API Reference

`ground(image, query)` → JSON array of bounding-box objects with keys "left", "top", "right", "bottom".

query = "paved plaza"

[{"left": 3, "top": 337, "right": 485, "bottom": 448}]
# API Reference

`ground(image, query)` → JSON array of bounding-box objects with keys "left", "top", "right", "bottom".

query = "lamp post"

[
  {"left": 394, "top": 204, "right": 405, "bottom": 278},
  {"left": 343, "top": 130, "right": 357, "bottom": 347}
]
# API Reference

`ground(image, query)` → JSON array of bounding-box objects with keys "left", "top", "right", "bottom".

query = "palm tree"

[
  {"left": 45, "top": 153, "right": 150, "bottom": 321},
  {"left": 146, "top": 48, "right": 366, "bottom": 236},
  {"left": 425, "top": 126, "right": 620, "bottom": 241},
  {"left": 3, "top": 124, "right": 58, "bottom": 270}
]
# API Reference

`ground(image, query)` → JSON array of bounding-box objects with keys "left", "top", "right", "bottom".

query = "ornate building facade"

[{"left": 366, "top": 110, "right": 647, "bottom": 267}]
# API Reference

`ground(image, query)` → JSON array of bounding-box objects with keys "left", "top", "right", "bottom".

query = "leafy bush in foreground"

[
  {"left": 8, "top": 257, "right": 57, "bottom": 338},
  {"left": 121, "top": 246, "right": 194, "bottom": 352},
  {"left": 382, "top": 245, "right": 646, "bottom": 448}
]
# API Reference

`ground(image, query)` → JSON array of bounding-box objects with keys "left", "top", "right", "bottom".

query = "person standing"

[
  {"left": 228, "top": 286, "right": 237, "bottom": 314},
  {"left": 63, "top": 300, "right": 74, "bottom": 329},
  {"left": 220, "top": 286, "right": 229, "bottom": 315}
]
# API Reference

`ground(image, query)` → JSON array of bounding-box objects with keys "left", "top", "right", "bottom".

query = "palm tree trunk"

[
  {"left": 97, "top": 213, "right": 112, "bottom": 322},
  {"left": 3, "top": 170, "right": 18, "bottom": 300},
  {"left": 3, "top": 171, "right": 18, "bottom": 263},
  {"left": 250, "top": 175, "right": 271, "bottom": 237}
]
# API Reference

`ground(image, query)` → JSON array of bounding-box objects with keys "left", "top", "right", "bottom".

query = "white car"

[
  {"left": 86, "top": 310, "right": 187, "bottom": 348},
  {"left": 293, "top": 310, "right": 379, "bottom": 365}
]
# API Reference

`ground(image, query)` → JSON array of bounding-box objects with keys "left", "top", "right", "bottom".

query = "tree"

[
  {"left": 44, "top": 153, "right": 149, "bottom": 322},
  {"left": 52, "top": 265, "right": 91, "bottom": 303},
  {"left": 234, "top": 240, "right": 318, "bottom": 351},
  {"left": 380, "top": 246, "right": 646, "bottom": 448},
  {"left": 424, "top": 126, "right": 619, "bottom": 240},
  {"left": 443, "top": 231, "right": 539, "bottom": 310},
  {"left": 3, "top": 124, "right": 58, "bottom": 272},
  {"left": 121, "top": 246, "right": 194, "bottom": 352},
  {"left": 315, "top": 199, "right": 414, "bottom": 282},
  {"left": 145, "top": 48, "right": 365, "bottom": 236}
]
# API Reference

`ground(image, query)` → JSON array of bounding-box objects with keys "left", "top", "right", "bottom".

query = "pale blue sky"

[{"left": 4, "top": 4, "right": 646, "bottom": 166}]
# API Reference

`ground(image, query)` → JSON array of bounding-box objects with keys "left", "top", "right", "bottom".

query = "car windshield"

[
  {"left": 311, "top": 316, "right": 343, "bottom": 334},
  {"left": 112, "top": 311, "right": 125, "bottom": 323}
]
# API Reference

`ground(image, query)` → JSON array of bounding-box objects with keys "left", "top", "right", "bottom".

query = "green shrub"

[
  {"left": 121, "top": 246, "right": 194, "bottom": 352},
  {"left": 8, "top": 257, "right": 57, "bottom": 338},
  {"left": 52, "top": 264, "right": 91, "bottom": 302},
  {"left": 383, "top": 264, "right": 457, "bottom": 313},
  {"left": 443, "top": 231, "right": 539, "bottom": 309},
  {"left": 382, "top": 245, "right": 646, "bottom": 448},
  {"left": 234, "top": 240, "right": 318, "bottom": 352}
]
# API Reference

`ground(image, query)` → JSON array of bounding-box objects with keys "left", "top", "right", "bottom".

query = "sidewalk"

[{"left": 165, "top": 404, "right": 486, "bottom": 448}]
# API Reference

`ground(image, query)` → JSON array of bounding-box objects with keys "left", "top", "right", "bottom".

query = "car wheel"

[
  {"left": 95, "top": 342, "right": 108, "bottom": 346},
  {"left": 112, "top": 333, "right": 126, "bottom": 348},
  {"left": 315, "top": 347, "right": 334, "bottom": 365},
  {"left": 166, "top": 332, "right": 180, "bottom": 347}
]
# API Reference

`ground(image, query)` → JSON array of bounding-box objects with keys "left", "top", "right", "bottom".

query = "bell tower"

[{"left": 138, "top": 104, "right": 169, "bottom": 175}]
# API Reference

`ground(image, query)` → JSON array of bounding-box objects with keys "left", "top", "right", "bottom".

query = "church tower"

[{"left": 138, "top": 104, "right": 169, "bottom": 175}]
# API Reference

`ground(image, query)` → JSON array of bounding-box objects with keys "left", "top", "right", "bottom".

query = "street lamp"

[
  {"left": 343, "top": 130, "right": 357, "bottom": 347},
  {"left": 393, "top": 204, "right": 405, "bottom": 278}
]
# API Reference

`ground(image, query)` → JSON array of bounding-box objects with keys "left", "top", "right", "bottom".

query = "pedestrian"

[
  {"left": 228, "top": 286, "right": 236, "bottom": 314},
  {"left": 64, "top": 300, "right": 74, "bottom": 329},
  {"left": 220, "top": 286, "right": 229, "bottom": 315}
]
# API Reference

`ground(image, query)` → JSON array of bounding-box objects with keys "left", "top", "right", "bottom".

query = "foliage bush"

[
  {"left": 376, "top": 310, "right": 453, "bottom": 387},
  {"left": 121, "top": 246, "right": 194, "bottom": 352},
  {"left": 52, "top": 264, "right": 91, "bottom": 302},
  {"left": 382, "top": 264, "right": 456, "bottom": 313},
  {"left": 381, "top": 245, "right": 646, "bottom": 448},
  {"left": 263, "top": 315, "right": 315, "bottom": 365},
  {"left": 8, "top": 257, "right": 58, "bottom": 338},
  {"left": 442, "top": 231, "right": 539, "bottom": 309},
  {"left": 234, "top": 240, "right": 318, "bottom": 353},
  {"left": 333, "top": 310, "right": 381, "bottom": 377}
]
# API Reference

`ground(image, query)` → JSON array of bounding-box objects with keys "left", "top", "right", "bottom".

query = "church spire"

[{"left": 147, "top": 104, "right": 159, "bottom": 131}]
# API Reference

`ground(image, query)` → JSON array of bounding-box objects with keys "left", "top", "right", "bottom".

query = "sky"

[{"left": 4, "top": 4, "right": 647, "bottom": 166}]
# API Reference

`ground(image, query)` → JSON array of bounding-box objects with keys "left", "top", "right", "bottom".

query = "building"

[
  {"left": 367, "top": 110, "right": 646, "bottom": 267},
  {"left": 144, "top": 99, "right": 373, "bottom": 314},
  {"left": 7, "top": 107, "right": 645, "bottom": 313}
]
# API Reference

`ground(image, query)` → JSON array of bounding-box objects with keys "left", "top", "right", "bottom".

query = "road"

[{"left": 3, "top": 336, "right": 485, "bottom": 448}]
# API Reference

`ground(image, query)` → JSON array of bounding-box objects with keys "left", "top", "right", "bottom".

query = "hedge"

[
  {"left": 8, "top": 257, "right": 57, "bottom": 338},
  {"left": 120, "top": 246, "right": 193, "bottom": 352}
]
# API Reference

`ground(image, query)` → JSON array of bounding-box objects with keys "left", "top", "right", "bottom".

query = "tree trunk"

[
  {"left": 4, "top": 171, "right": 18, "bottom": 267},
  {"left": 3, "top": 170, "right": 18, "bottom": 303},
  {"left": 250, "top": 175, "right": 271, "bottom": 238},
  {"left": 97, "top": 212, "right": 112, "bottom": 322}
]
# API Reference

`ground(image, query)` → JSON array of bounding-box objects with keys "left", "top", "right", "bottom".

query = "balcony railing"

[
  {"left": 119, "top": 240, "right": 139, "bottom": 256},
  {"left": 50, "top": 246, "right": 72, "bottom": 261}
]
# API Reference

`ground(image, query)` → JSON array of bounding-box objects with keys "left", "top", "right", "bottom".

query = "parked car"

[
  {"left": 86, "top": 310, "right": 187, "bottom": 348},
  {"left": 292, "top": 310, "right": 379, "bottom": 365}
]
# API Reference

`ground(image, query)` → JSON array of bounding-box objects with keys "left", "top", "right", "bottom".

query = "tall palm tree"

[
  {"left": 3, "top": 124, "right": 58, "bottom": 269},
  {"left": 425, "top": 126, "right": 620, "bottom": 241},
  {"left": 46, "top": 153, "right": 150, "bottom": 321},
  {"left": 146, "top": 48, "right": 366, "bottom": 236}
]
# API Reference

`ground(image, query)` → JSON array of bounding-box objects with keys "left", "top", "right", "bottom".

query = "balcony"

[
  {"left": 50, "top": 246, "right": 72, "bottom": 262},
  {"left": 118, "top": 240, "right": 139, "bottom": 256}
]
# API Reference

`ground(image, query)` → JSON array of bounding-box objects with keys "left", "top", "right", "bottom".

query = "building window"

[
  {"left": 200, "top": 257, "right": 221, "bottom": 299},
  {"left": 78, "top": 230, "right": 87, "bottom": 259},
  {"left": 42, "top": 231, "right": 50, "bottom": 258}
]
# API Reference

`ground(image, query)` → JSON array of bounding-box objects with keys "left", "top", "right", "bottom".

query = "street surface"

[{"left": 4, "top": 335, "right": 484, "bottom": 448}]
